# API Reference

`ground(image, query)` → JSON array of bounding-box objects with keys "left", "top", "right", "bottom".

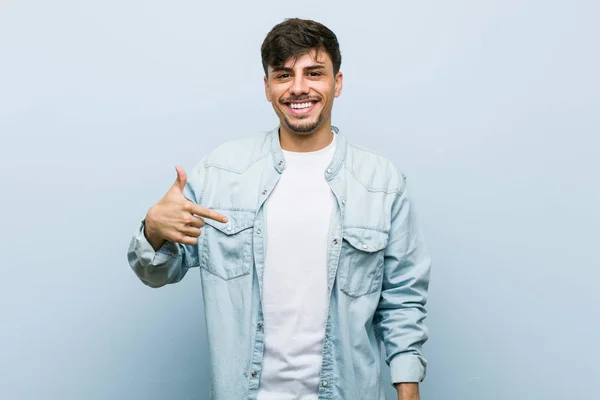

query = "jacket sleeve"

[
  {"left": 126, "top": 159, "right": 207, "bottom": 288},
  {"left": 373, "top": 177, "right": 431, "bottom": 384}
]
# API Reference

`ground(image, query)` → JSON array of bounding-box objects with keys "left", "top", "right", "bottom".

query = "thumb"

[{"left": 172, "top": 166, "right": 187, "bottom": 193}]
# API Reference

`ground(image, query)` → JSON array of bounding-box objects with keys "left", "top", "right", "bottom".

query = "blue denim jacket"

[{"left": 127, "top": 126, "right": 431, "bottom": 400}]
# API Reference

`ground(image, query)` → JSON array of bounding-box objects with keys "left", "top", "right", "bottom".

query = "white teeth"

[{"left": 290, "top": 102, "right": 313, "bottom": 109}]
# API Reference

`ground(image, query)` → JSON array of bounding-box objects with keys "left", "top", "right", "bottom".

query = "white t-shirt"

[{"left": 257, "top": 133, "right": 337, "bottom": 400}]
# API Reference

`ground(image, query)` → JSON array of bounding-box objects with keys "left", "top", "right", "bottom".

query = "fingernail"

[{"left": 223, "top": 217, "right": 228, "bottom": 223}]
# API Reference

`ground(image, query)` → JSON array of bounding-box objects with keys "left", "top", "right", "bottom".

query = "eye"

[
  {"left": 308, "top": 72, "right": 321, "bottom": 77},
  {"left": 277, "top": 73, "right": 291, "bottom": 79}
]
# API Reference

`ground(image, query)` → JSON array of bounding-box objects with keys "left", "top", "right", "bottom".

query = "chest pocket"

[
  {"left": 201, "top": 210, "right": 255, "bottom": 280},
  {"left": 338, "top": 227, "right": 389, "bottom": 297}
]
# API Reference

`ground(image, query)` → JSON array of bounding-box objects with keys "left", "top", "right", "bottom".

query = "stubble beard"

[{"left": 282, "top": 111, "right": 325, "bottom": 135}]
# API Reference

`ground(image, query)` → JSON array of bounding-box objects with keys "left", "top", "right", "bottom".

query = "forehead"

[{"left": 276, "top": 48, "right": 332, "bottom": 70}]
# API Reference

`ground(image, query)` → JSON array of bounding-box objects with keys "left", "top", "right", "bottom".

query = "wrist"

[
  {"left": 143, "top": 214, "right": 165, "bottom": 251},
  {"left": 394, "top": 382, "right": 419, "bottom": 400}
]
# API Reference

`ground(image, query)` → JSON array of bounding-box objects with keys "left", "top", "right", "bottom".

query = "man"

[{"left": 128, "top": 18, "right": 431, "bottom": 400}]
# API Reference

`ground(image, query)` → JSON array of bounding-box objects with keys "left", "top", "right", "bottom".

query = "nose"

[{"left": 289, "top": 74, "right": 309, "bottom": 96}]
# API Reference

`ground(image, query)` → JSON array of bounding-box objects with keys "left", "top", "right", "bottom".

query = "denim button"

[
  {"left": 256, "top": 229, "right": 262, "bottom": 235},
  {"left": 251, "top": 371, "right": 257, "bottom": 377},
  {"left": 332, "top": 238, "right": 338, "bottom": 245},
  {"left": 257, "top": 323, "right": 263, "bottom": 329},
  {"left": 321, "top": 381, "right": 328, "bottom": 387},
  {"left": 262, "top": 190, "right": 267, "bottom": 195},
  {"left": 326, "top": 168, "right": 332, "bottom": 174}
]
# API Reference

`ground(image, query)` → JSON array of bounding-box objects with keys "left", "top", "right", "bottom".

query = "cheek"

[
  {"left": 315, "top": 82, "right": 336, "bottom": 99},
  {"left": 269, "top": 88, "right": 286, "bottom": 104}
]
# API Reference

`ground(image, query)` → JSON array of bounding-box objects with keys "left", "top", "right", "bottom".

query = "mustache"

[{"left": 280, "top": 95, "right": 322, "bottom": 104}]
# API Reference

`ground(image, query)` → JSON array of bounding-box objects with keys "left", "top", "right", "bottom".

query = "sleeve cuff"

[
  {"left": 390, "top": 354, "right": 427, "bottom": 384},
  {"left": 132, "top": 220, "right": 179, "bottom": 267}
]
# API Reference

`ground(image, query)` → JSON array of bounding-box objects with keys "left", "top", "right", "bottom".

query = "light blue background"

[{"left": 1, "top": 1, "right": 598, "bottom": 399}]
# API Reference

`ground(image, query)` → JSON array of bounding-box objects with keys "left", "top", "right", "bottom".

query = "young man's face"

[{"left": 264, "top": 49, "right": 343, "bottom": 135}]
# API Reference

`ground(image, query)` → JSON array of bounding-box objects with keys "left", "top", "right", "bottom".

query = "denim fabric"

[{"left": 127, "top": 126, "right": 431, "bottom": 400}]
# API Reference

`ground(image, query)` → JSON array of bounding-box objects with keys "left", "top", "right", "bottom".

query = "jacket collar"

[{"left": 269, "top": 125, "right": 347, "bottom": 181}]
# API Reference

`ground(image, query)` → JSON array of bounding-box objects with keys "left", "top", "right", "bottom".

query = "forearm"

[{"left": 394, "top": 383, "right": 419, "bottom": 400}]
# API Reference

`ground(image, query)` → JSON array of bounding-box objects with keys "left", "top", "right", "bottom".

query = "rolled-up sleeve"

[
  {"left": 374, "top": 178, "right": 431, "bottom": 384},
  {"left": 126, "top": 220, "right": 190, "bottom": 288}
]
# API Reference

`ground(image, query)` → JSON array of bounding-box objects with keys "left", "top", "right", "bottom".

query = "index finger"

[{"left": 188, "top": 203, "right": 228, "bottom": 223}]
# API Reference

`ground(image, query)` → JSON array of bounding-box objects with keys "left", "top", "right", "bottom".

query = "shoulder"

[
  {"left": 201, "top": 131, "right": 272, "bottom": 174},
  {"left": 344, "top": 137, "right": 407, "bottom": 195}
]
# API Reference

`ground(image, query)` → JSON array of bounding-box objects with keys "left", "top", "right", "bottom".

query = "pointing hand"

[{"left": 144, "top": 166, "right": 227, "bottom": 250}]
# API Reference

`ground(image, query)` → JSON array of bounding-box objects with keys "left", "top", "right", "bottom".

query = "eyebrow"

[{"left": 272, "top": 65, "right": 326, "bottom": 73}]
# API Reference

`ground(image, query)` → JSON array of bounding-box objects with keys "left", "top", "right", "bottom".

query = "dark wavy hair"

[{"left": 261, "top": 18, "right": 342, "bottom": 77}]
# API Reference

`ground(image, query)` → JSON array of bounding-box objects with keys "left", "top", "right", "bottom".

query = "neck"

[{"left": 279, "top": 122, "right": 334, "bottom": 152}]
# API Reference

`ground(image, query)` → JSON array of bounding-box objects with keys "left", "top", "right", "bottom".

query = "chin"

[
  {"left": 284, "top": 116, "right": 323, "bottom": 134},
  {"left": 287, "top": 125, "right": 318, "bottom": 135}
]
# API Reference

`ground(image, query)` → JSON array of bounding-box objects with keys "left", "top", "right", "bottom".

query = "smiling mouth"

[
  {"left": 289, "top": 101, "right": 314, "bottom": 109},
  {"left": 284, "top": 100, "right": 319, "bottom": 115}
]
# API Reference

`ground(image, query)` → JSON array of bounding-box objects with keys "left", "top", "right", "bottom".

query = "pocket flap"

[
  {"left": 343, "top": 227, "right": 388, "bottom": 252},
  {"left": 204, "top": 210, "right": 255, "bottom": 235}
]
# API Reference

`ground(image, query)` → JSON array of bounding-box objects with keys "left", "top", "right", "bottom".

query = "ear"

[
  {"left": 334, "top": 71, "right": 343, "bottom": 98},
  {"left": 264, "top": 75, "right": 272, "bottom": 103}
]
